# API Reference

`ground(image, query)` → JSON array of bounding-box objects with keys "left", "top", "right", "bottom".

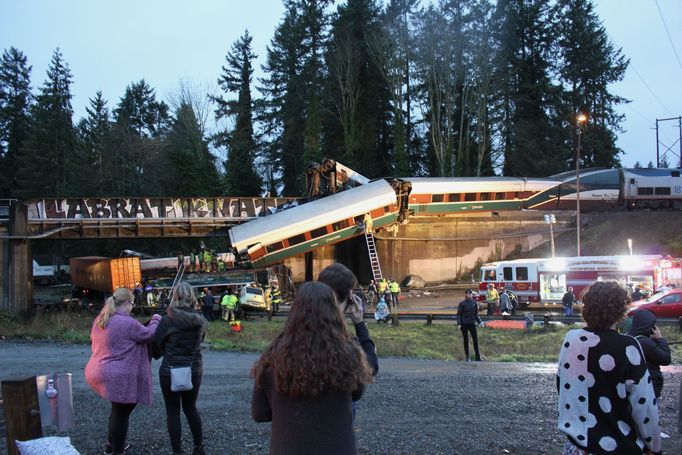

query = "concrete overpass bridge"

[{"left": 0, "top": 196, "right": 301, "bottom": 313}]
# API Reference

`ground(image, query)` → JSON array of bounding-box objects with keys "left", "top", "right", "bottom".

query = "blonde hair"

[
  {"left": 169, "top": 281, "right": 197, "bottom": 315},
  {"left": 97, "top": 288, "right": 133, "bottom": 329}
]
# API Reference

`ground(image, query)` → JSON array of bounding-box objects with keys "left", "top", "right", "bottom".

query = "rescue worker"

[
  {"left": 198, "top": 248, "right": 205, "bottom": 272},
  {"left": 270, "top": 286, "right": 282, "bottom": 312},
  {"left": 221, "top": 289, "right": 239, "bottom": 321},
  {"left": 367, "top": 279, "right": 378, "bottom": 307},
  {"left": 389, "top": 277, "right": 401, "bottom": 309},
  {"left": 217, "top": 257, "right": 226, "bottom": 272},
  {"left": 189, "top": 250, "right": 196, "bottom": 272},
  {"left": 377, "top": 277, "right": 387, "bottom": 299},
  {"left": 176, "top": 251, "right": 184, "bottom": 270},
  {"left": 486, "top": 284, "right": 499, "bottom": 316},
  {"left": 203, "top": 249, "right": 212, "bottom": 273}
]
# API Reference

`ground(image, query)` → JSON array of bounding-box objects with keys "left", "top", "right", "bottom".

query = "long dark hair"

[{"left": 251, "top": 281, "right": 373, "bottom": 397}]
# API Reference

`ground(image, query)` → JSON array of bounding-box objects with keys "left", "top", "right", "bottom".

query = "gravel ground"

[{"left": 0, "top": 341, "right": 680, "bottom": 455}]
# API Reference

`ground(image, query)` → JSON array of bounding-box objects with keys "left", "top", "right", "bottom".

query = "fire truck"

[{"left": 478, "top": 255, "right": 680, "bottom": 307}]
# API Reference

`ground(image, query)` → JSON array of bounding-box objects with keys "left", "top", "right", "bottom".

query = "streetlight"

[
  {"left": 575, "top": 113, "right": 588, "bottom": 257},
  {"left": 627, "top": 238, "right": 633, "bottom": 255},
  {"left": 544, "top": 213, "right": 557, "bottom": 257}
]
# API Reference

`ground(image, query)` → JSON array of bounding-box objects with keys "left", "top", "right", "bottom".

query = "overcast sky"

[{"left": 1, "top": 0, "right": 681, "bottom": 169}]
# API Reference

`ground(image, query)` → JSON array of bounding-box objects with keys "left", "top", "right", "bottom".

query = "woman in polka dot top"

[{"left": 557, "top": 281, "right": 661, "bottom": 455}]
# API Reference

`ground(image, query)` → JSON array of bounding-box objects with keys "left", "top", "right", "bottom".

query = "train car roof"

[
  {"left": 622, "top": 168, "right": 682, "bottom": 177},
  {"left": 228, "top": 179, "right": 397, "bottom": 252},
  {"left": 404, "top": 177, "right": 559, "bottom": 192}
]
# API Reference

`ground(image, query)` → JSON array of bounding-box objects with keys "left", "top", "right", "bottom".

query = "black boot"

[{"left": 192, "top": 446, "right": 206, "bottom": 455}]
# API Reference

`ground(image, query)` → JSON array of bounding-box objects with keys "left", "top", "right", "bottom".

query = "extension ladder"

[{"left": 364, "top": 232, "right": 383, "bottom": 282}]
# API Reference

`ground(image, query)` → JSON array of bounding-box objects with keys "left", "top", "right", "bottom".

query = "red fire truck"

[{"left": 478, "top": 255, "right": 680, "bottom": 307}]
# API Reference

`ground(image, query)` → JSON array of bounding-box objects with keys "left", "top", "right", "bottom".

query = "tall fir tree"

[
  {"left": 111, "top": 79, "right": 170, "bottom": 195},
  {"left": 259, "top": 1, "right": 332, "bottom": 196},
  {"left": 323, "top": 0, "right": 392, "bottom": 178},
  {"left": 554, "top": 0, "right": 628, "bottom": 170},
  {"left": 213, "top": 30, "right": 263, "bottom": 196},
  {"left": 76, "top": 91, "right": 110, "bottom": 194},
  {"left": 166, "top": 101, "right": 221, "bottom": 196},
  {"left": 494, "top": 0, "right": 562, "bottom": 177},
  {"left": 16, "top": 48, "right": 77, "bottom": 198},
  {"left": 0, "top": 47, "right": 32, "bottom": 197}
]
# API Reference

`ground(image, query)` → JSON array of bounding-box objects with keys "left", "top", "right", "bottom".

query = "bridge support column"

[{"left": 5, "top": 202, "right": 32, "bottom": 314}]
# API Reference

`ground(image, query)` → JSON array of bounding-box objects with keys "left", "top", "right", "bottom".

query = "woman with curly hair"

[
  {"left": 557, "top": 281, "right": 661, "bottom": 455},
  {"left": 251, "top": 281, "right": 374, "bottom": 454}
]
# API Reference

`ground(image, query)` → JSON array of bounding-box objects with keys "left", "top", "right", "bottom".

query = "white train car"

[
  {"left": 228, "top": 179, "right": 405, "bottom": 267},
  {"left": 622, "top": 168, "right": 682, "bottom": 208},
  {"left": 405, "top": 177, "right": 560, "bottom": 215}
]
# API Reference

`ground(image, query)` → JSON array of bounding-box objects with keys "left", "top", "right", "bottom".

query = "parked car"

[
  {"left": 627, "top": 288, "right": 682, "bottom": 318},
  {"left": 239, "top": 285, "right": 270, "bottom": 312}
]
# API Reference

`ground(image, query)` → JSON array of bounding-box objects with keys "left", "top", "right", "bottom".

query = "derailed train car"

[{"left": 229, "top": 179, "right": 412, "bottom": 267}]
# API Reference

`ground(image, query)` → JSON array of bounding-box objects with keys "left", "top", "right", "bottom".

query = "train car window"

[
  {"left": 629, "top": 178, "right": 635, "bottom": 184},
  {"left": 484, "top": 270, "right": 496, "bottom": 281},
  {"left": 503, "top": 267, "right": 513, "bottom": 281},
  {"left": 447, "top": 193, "right": 461, "bottom": 202},
  {"left": 637, "top": 187, "right": 654, "bottom": 195},
  {"left": 383, "top": 205, "right": 391, "bottom": 213},
  {"left": 515, "top": 267, "right": 528, "bottom": 281},
  {"left": 311, "top": 226, "right": 329, "bottom": 238},
  {"left": 266, "top": 241, "right": 285, "bottom": 253},
  {"left": 464, "top": 193, "right": 476, "bottom": 202},
  {"left": 332, "top": 219, "right": 350, "bottom": 231},
  {"left": 495, "top": 192, "right": 505, "bottom": 200},
  {"left": 655, "top": 187, "right": 671, "bottom": 195},
  {"left": 672, "top": 171, "right": 680, "bottom": 177},
  {"left": 287, "top": 233, "right": 307, "bottom": 246},
  {"left": 514, "top": 192, "right": 521, "bottom": 199},
  {"left": 431, "top": 194, "right": 444, "bottom": 203},
  {"left": 480, "top": 193, "right": 491, "bottom": 201}
]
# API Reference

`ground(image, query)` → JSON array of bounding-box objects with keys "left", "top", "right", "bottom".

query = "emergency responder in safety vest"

[
  {"left": 221, "top": 289, "right": 239, "bottom": 321},
  {"left": 389, "top": 277, "right": 401, "bottom": 309},
  {"left": 270, "top": 286, "right": 282, "bottom": 312}
]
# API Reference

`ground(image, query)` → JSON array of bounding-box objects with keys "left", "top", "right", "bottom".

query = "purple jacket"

[{"left": 85, "top": 310, "right": 160, "bottom": 405}]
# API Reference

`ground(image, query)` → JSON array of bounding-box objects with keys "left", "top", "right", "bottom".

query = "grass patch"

[{"left": 2, "top": 311, "right": 682, "bottom": 363}]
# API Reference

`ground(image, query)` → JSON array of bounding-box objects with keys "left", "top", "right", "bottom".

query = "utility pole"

[{"left": 655, "top": 116, "right": 682, "bottom": 168}]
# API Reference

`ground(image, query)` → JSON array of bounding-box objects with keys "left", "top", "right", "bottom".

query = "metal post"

[
  {"left": 575, "top": 113, "right": 587, "bottom": 257},
  {"left": 549, "top": 221, "right": 555, "bottom": 258},
  {"left": 576, "top": 128, "right": 582, "bottom": 257}
]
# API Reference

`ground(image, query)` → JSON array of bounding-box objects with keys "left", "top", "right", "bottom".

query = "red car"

[{"left": 627, "top": 288, "right": 682, "bottom": 318}]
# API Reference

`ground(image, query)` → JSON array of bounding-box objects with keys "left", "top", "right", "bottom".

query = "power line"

[
  {"left": 627, "top": 63, "right": 675, "bottom": 117},
  {"left": 654, "top": 0, "right": 682, "bottom": 74}
]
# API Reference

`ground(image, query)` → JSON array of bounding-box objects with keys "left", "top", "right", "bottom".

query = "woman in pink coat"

[{"left": 85, "top": 288, "right": 161, "bottom": 455}]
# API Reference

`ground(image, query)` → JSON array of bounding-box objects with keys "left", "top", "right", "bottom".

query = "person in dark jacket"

[
  {"left": 153, "top": 282, "right": 208, "bottom": 455},
  {"left": 251, "top": 281, "right": 374, "bottom": 455},
  {"left": 627, "top": 309, "right": 671, "bottom": 399},
  {"left": 562, "top": 286, "right": 577, "bottom": 316},
  {"left": 457, "top": 289, "right": 482, "bottom": 361},
  {"left": 201, "top": 289, "right": 214, "bottom": 321}
]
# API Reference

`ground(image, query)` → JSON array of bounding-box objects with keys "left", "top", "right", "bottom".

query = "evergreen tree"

[
  {"left": 76, "top": 91, "right": 110, "bottom": 194},
  {"left": 260, "top": 8, "right": 306, "bottom": 196},
  {"left": 166, "top": 101, "right": 221, "bottom": 196},
  {"left": 633, "top": 161, "right": 642, "bottom": 169},
  {"left": 16, "top": 48, "right": 77, "bottom": 198},
  {"left": 494, "top": 0, "right": 562, "bottom": 177},
  {"left": 259, "top": 1, "right": 332, "bottom": 196},
  {"left": 213, "top": 30, "right": 263, "bottom": 196},
  {"left": 323, "top": 0, "right": 392, "bottom": 178},
  {"left": 0, "top": 47, "right": 32, "bottom": 197},
  {"left": 111, "top": 80, "right": 171, "bottom": 195},
  {"left": 554, "top": 0, "right": 628, "bottom": 170}
]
